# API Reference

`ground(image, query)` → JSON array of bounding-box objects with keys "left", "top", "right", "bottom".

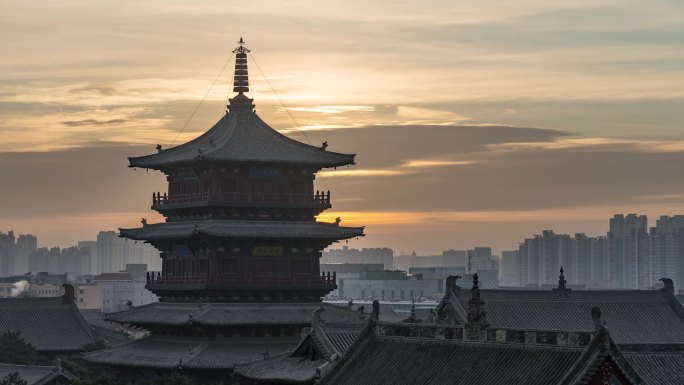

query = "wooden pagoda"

[{"left": 122, "top": 38, "right": 364, "bottom": 303}]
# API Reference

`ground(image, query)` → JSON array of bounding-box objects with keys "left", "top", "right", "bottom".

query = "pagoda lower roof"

[
  {"left": 82, "top": 336, "right": 298, "bottom": 370},
  {"left": 128, "top": 101, "right": 355, "bottom": 170},
  {"left": 105, "top": 302, "right": 361, "bottom": 327},
  {"left": 120, "top": 220, "right": 364, "bottom": 241}
]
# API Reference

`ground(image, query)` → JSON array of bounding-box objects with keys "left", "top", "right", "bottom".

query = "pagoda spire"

[{"left": 232, "top": 37, "right": 250, "bottom": 94}]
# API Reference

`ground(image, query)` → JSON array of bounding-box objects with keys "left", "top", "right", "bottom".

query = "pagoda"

[
  {"left": 123, "top": 38, "right": 364, "bottom": 303},
  {"left": 83, "top": 39, "right": 364, "bottom": 378}
]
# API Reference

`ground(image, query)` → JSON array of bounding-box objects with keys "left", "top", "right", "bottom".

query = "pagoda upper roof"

[
  {"left": 129, "top": 94, "right": 355, "bottom": 170},
  {"left": 120, "top": 219, "right": 364, "bottom": 241}
]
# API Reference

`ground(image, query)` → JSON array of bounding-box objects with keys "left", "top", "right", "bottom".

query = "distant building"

[
  {"left": 0, "top": 230, "right": 16, "bottom": 277},
  {"left": 15, "top": 234, "right": 37, "bottom": 275},
  {"left": 322, "top": 246, "right": 394, "bottom": 270},
  {"left": 78, "top": 240, "right": 98, "bottom": 275},
  {"left": 93, "top": 264, "right": 158, "bottom": 313},
  {"left": 609, "top": 214, "right": 649, "bottom": 289},
  {"left": 96, "top": 231, "right": 161, "bottom": 274},
  {"left": 500, "top": 250, "right": 520, "bottom": 286}
]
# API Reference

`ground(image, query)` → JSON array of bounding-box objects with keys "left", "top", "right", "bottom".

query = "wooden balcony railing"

[
  {"left": 146, "top": 271, "right": 337, "bottom": 287},
  {"left": 152, "top": 191, "right": 331, "bottom": 206}
]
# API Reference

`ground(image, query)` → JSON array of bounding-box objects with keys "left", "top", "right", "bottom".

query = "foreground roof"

[
  {"left": 437, "top": 284, "right": 684, "bottom": 345},
  {"left": 235, "top": 307, "right": 366, "bottom": 384},
  {"left": 106, "top": 302, "right": 361, "bottom": 327},
  {"left": 0, "top": 364, "right": 76, "bottom": 385},
  {"left": 0, "top": 297, "right": 96, "bottom": 353},
  {"left": 317, "top": 321, "right": 645, "bottom": 385},
  {"left": 128, "top": 95, "right": 355, "bottom": 170},
  {"left": 83, "top": 336, "right": 297, "bottom": 370},
  {"left": 120, "top": 220, "right": 364, "bottom": 241},
  {"left": 622, "top": 350, "right": 684, "bottom": 385}
]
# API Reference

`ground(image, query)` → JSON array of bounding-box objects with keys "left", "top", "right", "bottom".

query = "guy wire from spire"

[
  {"left": 248, "top": 51, "right": 313, "bottom": 145},
  {"left": 170, "top": 52, "right": 235, "bottom": 146}
]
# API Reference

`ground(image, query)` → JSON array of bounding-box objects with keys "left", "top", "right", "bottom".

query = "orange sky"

[{"left": 2, "top": 1, "right": 684, "bottom": 254}]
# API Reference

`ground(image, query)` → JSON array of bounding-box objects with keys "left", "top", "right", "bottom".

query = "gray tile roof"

[
  {"left": 0, "top": 364, "right": 76, "bottom": 385},
  {"left": 128, "top": 101, "right": 355, "bottom": 170},
  {"left": 0, "top": 297, "right": 96, "bottom": 353},
  {"left": 82, "top": 336, "right": 298, "bottom": 370},
  {"left": 183, "top": 338, "right": 297, "bottom": 369},
  {"left": 623, "top": 352, "right": 684, "bottom": 385},
  {"left": 317, "top": 331, "right": 585, "bottom": 385},
  {"left": 235, "top": 356, "right": 327, "bottom": 384},
  {"left": 120, "top": 220, "right": 364, "bottom": 241},
  {"left": 106, "top": 302, "right": 360, "bottom": 327},
  {"left": 318, "top": 322, "right": 647, "bottom": 385},
  {"left": 439, "top": 287, "right": 684, "bottom": 344}
]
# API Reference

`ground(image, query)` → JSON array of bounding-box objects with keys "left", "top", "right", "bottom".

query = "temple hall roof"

[
  {"left": 0, "top": 364, "right": 76, "bottom": 385},
  {"left": 128, "top": 95, "right": 355, "bottom": 170},
  {"left": 105, "top": 302, "right": 361, "bottom": 327},
  {"left": 82, "top": 336, "right": 297, "bottom": 370},
  {"left": 0, "top": 297, "right": 96, "bottom": 353},
  {"left": 120, "top": 220, "right": 364, "bottom": 241},
  {"left": 622, "top": 351, "right": 684, "bottom": 385},
  {"left": 235, "top": 308, "right": 366, "bottom": 384},
  {"left": 317, "top": 321, "right": 646, "bottom": 385},
  {"left": 437, "top": 284, "right": 684, "bottom": 345}
]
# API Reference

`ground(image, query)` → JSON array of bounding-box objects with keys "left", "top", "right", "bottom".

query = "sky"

[{"left": 2, "top": 0, "right": 684, "bottom": 254}]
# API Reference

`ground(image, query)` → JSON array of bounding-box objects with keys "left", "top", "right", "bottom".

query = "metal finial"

[{"left": 233, "top": 37, "right": 250, "bottom": 93}]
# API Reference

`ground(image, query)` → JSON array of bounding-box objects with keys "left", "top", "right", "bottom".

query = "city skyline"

[{"left": 3, "top": 1, "right": 684, "bottom": 253}]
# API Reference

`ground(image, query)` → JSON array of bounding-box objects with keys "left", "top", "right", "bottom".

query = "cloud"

[
  {"left": 489, "top": 138, "right": 684, "bottom": 153},
  {"left": 61, "top": 118, "right": 128, "bottom": 127},
  {"left": 318, "top": 169, "right": 408, "bottom": 178},
  {"left": 403, "top": 159, "right": 475, "bottom": 168}
]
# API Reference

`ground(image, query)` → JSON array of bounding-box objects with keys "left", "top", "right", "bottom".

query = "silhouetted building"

[{"left": 83, "top": 39, "right": 363, "bottom": 378}]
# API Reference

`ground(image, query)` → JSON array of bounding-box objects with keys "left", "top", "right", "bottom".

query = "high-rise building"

[
  {"left": 96, "top": 231, "right": 121, "bottom": 274},
  {"left": 0, "top": 231, "right": 16, "bottom": 277},
  {"left": 15, "top": 234, "right": 37, "bottom": 275},
  {"left": 500, "top": 250, "right": 520, "bottom": 286},
  {"left": 608, "top": 214, "right": 649, "bottom": 289},
  {"left": 78, "top": 241, "right": 98, "bottom": 275},
  {"left": 650, "top": 215, "right": 684, "bottom": 290}
]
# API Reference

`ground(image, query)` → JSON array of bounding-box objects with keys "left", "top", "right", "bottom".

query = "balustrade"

[
  {"left": 146, "top": 271, "right": 337, "bottom": 287},
  {"left": 152, "top": 190, "right": 331, "bottom": 206}
]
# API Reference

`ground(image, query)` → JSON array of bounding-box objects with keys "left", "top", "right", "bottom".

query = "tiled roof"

[
  {"left": 235, "top": 310, "right": 365, "bottom": 384},
  {"left": 317, "top": 330, "right": 585, "bottom": 385},
  {"left": 235, "top": 356, "right": 327, "bottom": 384},
  {"left": 120, "top": 220, "right": 364, "bottom": 241},
  {"left": 183, "top": 338, "right": 296, "bottom": 369},
  {"left": 0, "top": 297, "right": 96, "bottom": 352},
  {"left": 623, "top": 352, "right": 684, "bottom": 385},
  {"left": 82, "top": 336, "right": 298, "bottom": 370},
  {"left": 439, "top": 286, "right": 684, "bottom": 344},
  {"left": 91, "top": 325, "right": 131, "bottom": 347},
  {"left": 318, "top": 322, "right": 647, "bottom": 385},
  {"left": 0, "top": 364, "right": 76, "bottom": 385},
  {"left": 106, "top": 302, "right": 360, "bottom": 327},
  {"left": 128, "top": 98, "right": 355, "bottom": 170}
]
